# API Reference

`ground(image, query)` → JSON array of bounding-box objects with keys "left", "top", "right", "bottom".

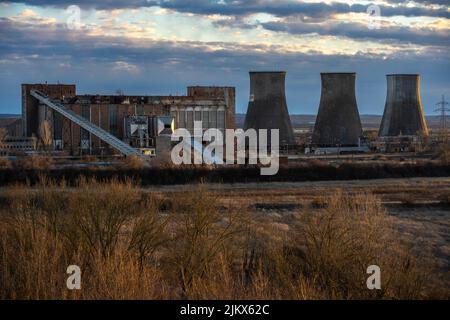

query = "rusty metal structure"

[
  {"left": 244, "top": 71, "right": 295, "bottom": 145},
  {"left": 379, "top": 74, "right": 429, "bottom": 137},
  {"left": 312, "top": 73, "right": 363, "bottom": 146}
]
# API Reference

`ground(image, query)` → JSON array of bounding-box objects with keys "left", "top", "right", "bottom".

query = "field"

[{"left": 0, "top": 176, "right": 448, "bottom": 299}]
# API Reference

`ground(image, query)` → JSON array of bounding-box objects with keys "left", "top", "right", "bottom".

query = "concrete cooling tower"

[
  {"left": 244, "top": 71, "right": 295, "bottom": 145},
  {"left": 379, "top": 74, "right": 429, "bottom": 137},
  {"left": 312, "top": 73, "right": 363, "bottom": 146}
]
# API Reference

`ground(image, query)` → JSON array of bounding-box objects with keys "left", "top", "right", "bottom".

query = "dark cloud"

[
  {"left": 0, "top": 0, "right": 449, "bottom": 18},
  {"left": 260, "top": 19, "right": 450, "bottom": 47},
  {"left": 386, "top": 0, "right": 449, "bottom": 6},
  {"left": 0, "top": 15, "right": 448, "bottom": 116}
]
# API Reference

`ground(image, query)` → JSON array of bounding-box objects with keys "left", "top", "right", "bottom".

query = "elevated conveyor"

[{"left": 30, "top": 89, "right": 144, "bottom": 157}]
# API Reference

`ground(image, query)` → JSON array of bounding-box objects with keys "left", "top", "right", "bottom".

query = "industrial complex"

[
  {"left": 6, "top": 84, "right": 235, "bottom": 158},
  {"left": 0, "top": 72, "right": 444, "bottom": 162}
]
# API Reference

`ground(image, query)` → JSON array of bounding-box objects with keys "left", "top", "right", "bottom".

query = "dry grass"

[
  {"left": 290, "top": 192, "right": 428, "bottom": 299},
  {"left": 119, "top": 155, "right": 148, "bottom": 170},
  {"left": 16, "top": 155, "right": 54, "bottom": 170},
  {"left": 0, "top": 157, "right": 12, "bottom": 169},
  {"left": 434, "top": 143, "right": 450, "bottom": 164},
  {"left": 0, "top": 178, "right": 446, "bottom": 300}
]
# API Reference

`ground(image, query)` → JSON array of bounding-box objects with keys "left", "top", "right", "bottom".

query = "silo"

[
  {"left": 244, "top": 71, "right": 295, "bottom": 145},
  {"left": 379, "top": 74, "right": 428, "bottom": 136},
  {"left": 312, "top": 73, "right": 363, "bottom": 146}
]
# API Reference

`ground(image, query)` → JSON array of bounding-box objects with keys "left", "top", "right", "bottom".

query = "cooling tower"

[
  {"left": 312, "top": 73, "right": 363, "bottom": 146},
  {"left": 379, "top": 74, "right": 429, "bottom": 137},
  {"left": 244, "top": 71, "right": 295, "bottom": 145}
]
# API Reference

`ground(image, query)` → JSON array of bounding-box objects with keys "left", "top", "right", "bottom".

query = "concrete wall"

[
  {"left": 244, "top": 72, "right": 295, "bottom": 145},
  {"left": 312, "top": 73, "right": 363, "bottom": 146},
  {"left": 379, "top": 74, "right": 429, "bottom": 137}
]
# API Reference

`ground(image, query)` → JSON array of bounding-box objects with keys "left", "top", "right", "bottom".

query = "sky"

[{"left": 0, "top": 0, "right": 448, "bottom": 115}]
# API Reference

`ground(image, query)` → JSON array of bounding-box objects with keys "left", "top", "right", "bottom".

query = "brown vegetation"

[
  {"left": 0, "top": 128, "right": 7, "bottom": 149},
  {"left": 0, "top": 161, "right": 448, "bottom": 186},
  {"left": 0, "top": 157, "right": 12, "bottom": 169},
  {"left": 16, "top": 155, "right": 54, "bottom": 170},
  {"left": 0, "top": 178, "right": 446, "bottom": 300},
  {"left": 434, "top": 143, "right": 450, "bottom": 164},
  {"left": 120, "top": 155, "right": 148, "bottom": 170}
]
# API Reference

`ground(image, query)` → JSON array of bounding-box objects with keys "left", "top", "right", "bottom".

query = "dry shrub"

[
  {"left": 434, "top": 143, "right": 450, "bottom": 164},
  {"left": 167, "top": 187, "right": 246, "bottom": 298},
  {"left": 0, "top": 179, "right": 445, "bottom": 300},
  {"left": 289, "top": 192, "right": 429, "bottom": 299},
  {"left": 310, "top": 196, "right": 329, "bottom": 209},
  {"left": 0, "top": 177, "right": 162, "bottom": 299},
  {"left": 82, "top": 155, "right": 99, "bottom": 163},
  {"left": 16, "top": 155, "right": 54, "bottom": 170},
  {"left": 438, "top": 194, "right": 450, "bottom": 205},
  {"left": 0, "top": 157, "right": 12, "bottom": 169},
  {"left": 128, "top": 196, "right": 170, "bottom": 268},
  {"left": 308, "top": 159, "right": 326, "bottom": 167},
  {"left": 119, "top": 155, "right": 147, "bottom": 169}
]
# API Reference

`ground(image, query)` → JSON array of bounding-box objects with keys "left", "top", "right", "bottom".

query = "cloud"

[
  {"left": 0, "top": 0, "right": 449, "bottom": 18},
  {"left": 260, "top": 19, "right": 450, "bottom": 47},
  {"left": 0, "top": 12, "right": 448, "bottom": 116}
]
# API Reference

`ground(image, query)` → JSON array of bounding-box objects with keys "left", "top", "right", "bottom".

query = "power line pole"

[{"left": 435, "top": 95, "right": 450, "bottom": 143}]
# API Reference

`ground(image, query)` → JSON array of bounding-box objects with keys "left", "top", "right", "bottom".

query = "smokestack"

[
  {"left": 312, "top": 73, "right": 363, "bottom": 146},
  {"left": 379, "top": 74, "right": 429, "bottom": 137},
  {"left": 244, "top": 71, "right": 295, "bottom": 144}
]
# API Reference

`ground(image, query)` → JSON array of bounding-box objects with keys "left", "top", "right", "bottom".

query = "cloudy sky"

[{"left": 0, "top": 0, "right": 449, "bottom": 115}]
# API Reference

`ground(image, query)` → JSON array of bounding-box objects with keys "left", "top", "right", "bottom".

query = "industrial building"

[
  {"left": 20, "top": 84, "right": 235, "bottom": 156},
  {"left": 244, "top": 72, "right": 295, "bottom": 145},
  {"left": 379, "top": 74, "right": 429, "bottom": 137},
  {"left": 312, "top": 73, "right": 363, "bottom": 147},
  {"left": 1, "top": 72, "right": 437, "bottom": 159}
]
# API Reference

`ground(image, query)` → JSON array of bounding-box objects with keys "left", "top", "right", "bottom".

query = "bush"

[
  {"left": 0, "top": 179, "right": 445, "bottom": 299},
  {"left": 289, "top": 192, "right": 427, "bottom": 299},
  {"left": 434, "top": 144, "right": 450, "bottom": 164},
  {"left": 16, "top": 155, "right": 54, "bottom": 170},
  {"left": 0, "top": 157, "right": 12, "bottom": 169},
  {"left": 119, "top": 155, "right": 148, "bottom": 170},
  {"left": 0, "top": 162, "right": 449, "bottom": 186}
]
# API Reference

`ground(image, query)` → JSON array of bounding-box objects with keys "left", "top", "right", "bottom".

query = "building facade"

[{"left": 22, "top": 84, "right": 235, "bottom": 155}]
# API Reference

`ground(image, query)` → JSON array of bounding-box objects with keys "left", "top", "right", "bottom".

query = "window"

[
  {"left": 178, "top": 110, "right": 186, "bottom": 128},
  {"left": 186, "top": 109, "right": 194, "bottom": 130},
  {"left": 209, "top": 108, "right": 217, "bottom": 128},
  {"left": 202, "top": 109, "right": 209, "bottom": 129},
  {"left": 195, "top": 109, "right": 202, "bottom": 122},
  {"left": 217, "top": 109, "right": 225, "bottom": 130}
]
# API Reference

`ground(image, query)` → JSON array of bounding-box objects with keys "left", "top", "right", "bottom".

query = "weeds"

[{"left": 0, "top": 178, "right": 446, "bottom": 299}]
